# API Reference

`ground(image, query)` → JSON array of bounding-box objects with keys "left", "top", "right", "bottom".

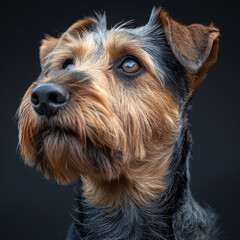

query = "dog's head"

[{"left": 18, "top": 7, "right": 219, "bottom": 207}]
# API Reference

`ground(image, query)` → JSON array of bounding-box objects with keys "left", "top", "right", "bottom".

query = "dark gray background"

[{"left": 1, "top": 0, "right": 239, "bottom": 239}]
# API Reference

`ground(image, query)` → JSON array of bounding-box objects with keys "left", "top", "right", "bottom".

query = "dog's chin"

[
  {"left": 33, "top": 129, "right": 85, "bottom": 185},
  {"left": 32, "top": 127, "right": 124, "bottom": 184}
]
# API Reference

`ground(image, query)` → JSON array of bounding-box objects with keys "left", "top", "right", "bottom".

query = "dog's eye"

[
  {"left": 121, "top": 58, "right": 141, "bottom": 73},
  {"left": 62, "top": 59, "right": 75, "bottom": 70},
  {"left": 115, "top": 56, "right": 145, "bottom": 80}
]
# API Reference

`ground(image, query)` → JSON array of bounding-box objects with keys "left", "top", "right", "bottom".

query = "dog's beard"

[
  {"left": 34, "top": 128, "right": 84, "bottom": 184},
  {"left": 19, "top": 119, "right": 124, "bottom": 184}
]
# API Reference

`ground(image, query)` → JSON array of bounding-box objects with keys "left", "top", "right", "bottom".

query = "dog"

[{"left": 18, "top": 7, "right": 220, "bottom": 240}]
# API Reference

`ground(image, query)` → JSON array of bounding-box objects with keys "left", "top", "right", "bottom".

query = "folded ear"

[
  {"left": 65, "top": 17, "right": 98, "bottom": 37},
  {"left": 40, "top": 35, "right": 59, "bottom": 64},
  {"left": 39, "top": 17, "right": 97, "bottom": 64},
  {"left": 158, "top": 9, "right": 220, "bottom": 94}
]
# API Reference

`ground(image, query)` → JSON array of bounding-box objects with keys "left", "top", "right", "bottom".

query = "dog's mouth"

[{"left": 35, "top": 125, "right": 79, "bottom": 149}]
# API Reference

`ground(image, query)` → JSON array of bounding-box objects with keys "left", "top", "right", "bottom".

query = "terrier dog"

[{"left": 18, "top": 7, "right": 220, "bottom": 240}]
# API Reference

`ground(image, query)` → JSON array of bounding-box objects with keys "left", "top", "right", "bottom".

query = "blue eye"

[
  {"left": 62, "top": 59, "right": 75, "bottom": 70},
  {"left": 121, "top": 58, "right": 140, "bottom": 73}
]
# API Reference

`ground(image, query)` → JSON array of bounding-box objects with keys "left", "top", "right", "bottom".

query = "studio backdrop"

[{"left": 1, "top": 0, "right": 239, "bottom": 239}]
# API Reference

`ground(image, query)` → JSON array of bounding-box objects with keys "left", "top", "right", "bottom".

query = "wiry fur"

[
  {"left": 67, "top": 115, "right": 218, "bottom": 240},
  {"left": 18, "top": 7, "right": 220, "bottom": 240}
]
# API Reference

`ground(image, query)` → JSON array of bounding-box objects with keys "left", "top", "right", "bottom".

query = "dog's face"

[{"left": 18, "top": 8, "right": 219, "bottom": 207}]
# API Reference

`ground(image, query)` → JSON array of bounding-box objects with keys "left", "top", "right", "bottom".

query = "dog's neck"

[{"left": 72, "top": 123, "right": 191, "bottom": 239}]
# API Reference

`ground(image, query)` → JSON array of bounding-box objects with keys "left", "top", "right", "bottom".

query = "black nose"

[{"left": 31, "top": 83, "right": 69, "bottom": 117}]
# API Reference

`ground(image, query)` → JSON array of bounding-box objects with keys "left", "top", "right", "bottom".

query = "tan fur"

[
  {"left": 40, "top": 36, "right": 58, "bottom": 63},
  {"left": 65, "top": 17, "right": 97, "bottom": 37},
  {"left": 82, "top": 67, "right": 179, "bottom": 208}
]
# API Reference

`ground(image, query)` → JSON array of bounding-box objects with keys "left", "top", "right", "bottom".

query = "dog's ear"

[
  {"left": 40, "top": 35, "right": 59, "bottom": 64},
  {"left": 39, "top": 18, "right": 97, "bottom": 64},
  {"left": 158, "top": 9, "right": 220, "bottom": 94},
  {"left": 65, "top": 17, "right": 98, "bottom": 37}
]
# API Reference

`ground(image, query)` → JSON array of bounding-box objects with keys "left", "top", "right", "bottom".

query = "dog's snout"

[{"left": 31, "top": 83, "right": 69, "bottom": 117}]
